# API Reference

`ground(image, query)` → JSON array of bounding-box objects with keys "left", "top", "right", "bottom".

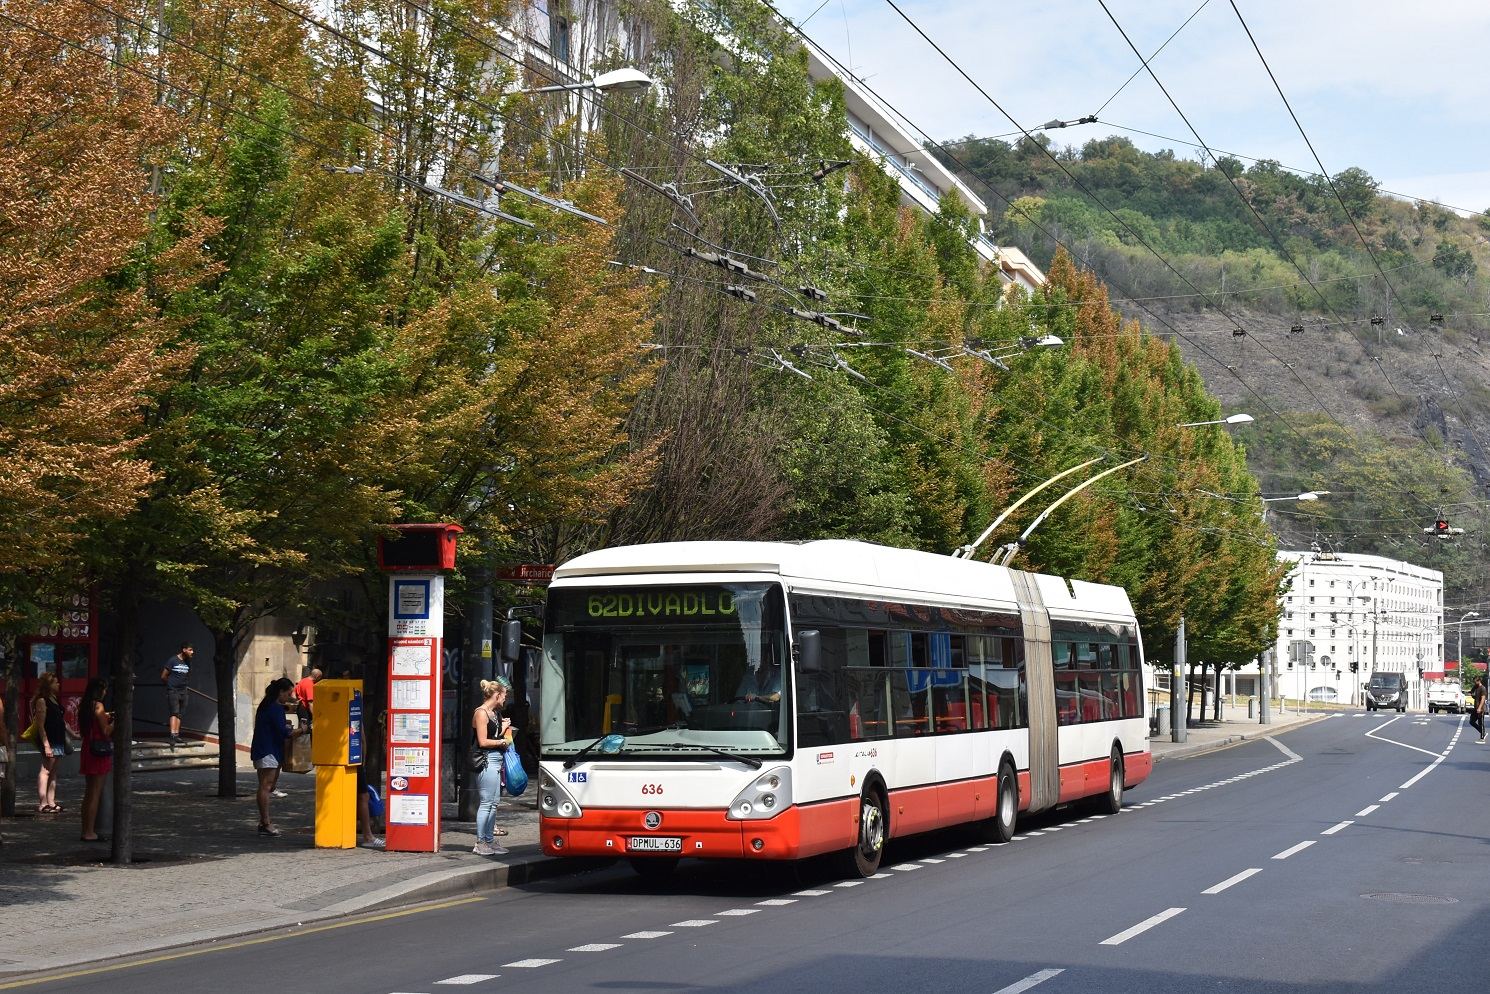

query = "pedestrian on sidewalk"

[
  {"left": 78, "top": 677, "right": 114, "bottom": 842},
  {"left": 160, "top": 642, "right": 194, "bottom": 748},
  {"left": 251, "top": 678, "right": 306, "bottom": 837},
  {"left": 0, "top": 695, "right": 11, "bottom": 846},
  {"left": 1471, "top": 677, "right": 1486, "bottom": 743},
  {"left": 32, "top": 671, "right": 68, "bottom": 814},
  {"left": 472, "top": 677, "right": 513, "bottom": 857},
  {"left": 293, "top": 668, "right": 321, "bottom": 725}
]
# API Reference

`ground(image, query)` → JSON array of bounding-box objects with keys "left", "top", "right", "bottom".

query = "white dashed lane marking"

[
  {"left": 834, "top": 880, "right": 865, "bottom": 887},
  {"left": 716, "top": 908, "right": 759, "bottom": 915},
  {"left": 622, "top": 931, "right": 672, "bottom": 939},
  {"left": 1202, "top": 868, "right": 1262, "bottom": 895},
  {"left": 435, "top": 977, "right": 498, "bottom": 986},
  {"left": 568, "top": 944, "right": 622, "bottom": 952},
  {"left": 670, "top": 920, "right": 717, "bottom": 928},
  {"left": 1322, "top": 821, "right": 1353, "bottom": 835},
  {"left": 1100, "top": 908, "right": 1186, "bottom": 946},
  {"left": 794, "top": 889, "right": 830, "bottom": 897},
  {"left": 991, "top": 968, "right": 1066, "bottom": 994},
  {"left": 1379, "top": 792, "right": 1398, "bottom": 802},
  {"left": 503, "top": 959, "right": 560, "bottom": 968},
  {"left": 1356, "top": 804, "right": 1379, "bottom": 817},
  {"left": 1273, "top": 841, "right": 1315, "bottom": 860},
  {"left": 757, "top": 898, "right": 797, "bottom": 906}
]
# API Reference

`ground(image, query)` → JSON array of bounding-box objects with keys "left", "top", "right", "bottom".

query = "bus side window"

[{"left": 797, "top": 627, "right": 850, "bottom": 747}]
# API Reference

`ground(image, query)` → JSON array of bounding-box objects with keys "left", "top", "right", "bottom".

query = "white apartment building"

[
  {"left": 515, "top": 1, "right": 1045, "bottom": 292},
  {"left": 1267, "top": 550, "right": 1443, "bottom": 709}
]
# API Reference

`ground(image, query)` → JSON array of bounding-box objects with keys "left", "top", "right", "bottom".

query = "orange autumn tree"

[{"left": 0, "top": 0, "right": 201, "bottom": 625}]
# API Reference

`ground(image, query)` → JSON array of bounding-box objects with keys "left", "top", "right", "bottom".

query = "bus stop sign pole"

[{"left": 378, "top": 523, "right": 463, "bottom": 854}]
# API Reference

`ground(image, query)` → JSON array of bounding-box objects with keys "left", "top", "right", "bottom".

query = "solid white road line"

[
  {"left": 568, "top": 944, "right": 622, "bottom": 953},
  {"left": 1366, "top": 717, "right": 1444, "bottom": 758},
  {"left": 991, "top": 968, "right": 1066, "bottom": 994},
  {"left": 1266, "top": 737, "right": 1303, "bottom": 762},
  {"left": 436, "top": 976, "right": 498, "bottom": 985},
  {"left": 1356, "top": 805, "right": 1380, "bottom": 817},
  {"left": 1272, "top": 841, "right": 1316, "bottom": 860},
  {"left": 621, "top": 931, "right": 672, "bottom": 939},
  {"left": 1322, "top": 821, "right": 1353, "bottom": 835},
  {"left": 1100, "top": 908, "right": 1187, "bottom": 946},
  {"left": 1202, "top": 868, "right": 1262, "bottom": 895}
]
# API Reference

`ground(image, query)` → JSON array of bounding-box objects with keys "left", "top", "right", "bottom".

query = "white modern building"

[{"left": 1268, "top": 550, "right": 1443, "bottom": 709}]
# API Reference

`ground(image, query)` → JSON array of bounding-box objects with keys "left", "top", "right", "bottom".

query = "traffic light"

[
  {"left": 1350, "top": 660, "right": 1359, "bottom": 673},
  {"left": 1435, "top": 518, "right": 1449, "bottom": 536}
]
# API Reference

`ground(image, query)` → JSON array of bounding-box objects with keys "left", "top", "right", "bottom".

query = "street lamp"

[
  {"left": 1178, "top": 413, "right": 1255, "bottom": 427},
  {"left": 1261, "top": 491, "right": 1330, "bottom": 503},
  {"left": 1457, "top": 611, "right": 1480, "bottom": 683},
  {"left": 516, "top": 66, "right": 655, "bottom": 95}
]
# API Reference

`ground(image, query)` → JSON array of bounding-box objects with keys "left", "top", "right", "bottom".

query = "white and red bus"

[{"left": 536, "top": 540, "right": 1152, "bottom": 878}]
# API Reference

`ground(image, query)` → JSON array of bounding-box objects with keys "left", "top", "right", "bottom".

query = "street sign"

[{"left": 496, "top": 563, "right": 555, "bottom": 584}]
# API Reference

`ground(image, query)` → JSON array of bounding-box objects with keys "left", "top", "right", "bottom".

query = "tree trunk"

[
  {"left": 111, "top": 583, "right": 139, "bottom": 865},
  {"left": 2, "top": 637, "right": 17, "bottom": 817},
  {"left": 1186, "top": 663, "right": 1198, "bottom": 723},
  {"left": 1212, "top": 664, "right": 1223, "bottom": 721},
  {"left": 213, "top": 626, "right": 238, "bottom": 798}
]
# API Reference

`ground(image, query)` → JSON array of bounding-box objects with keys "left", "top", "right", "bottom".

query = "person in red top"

[{"left": 294, "top": 669, "right": 322, "bottom": 718}]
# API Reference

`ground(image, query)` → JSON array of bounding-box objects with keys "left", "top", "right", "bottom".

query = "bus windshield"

[{"left": 540, "top": 582, "right": 790, "bottom": 759}]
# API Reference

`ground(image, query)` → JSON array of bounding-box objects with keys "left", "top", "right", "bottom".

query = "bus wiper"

[
  {"left": 639, "top": 742, "right": 764, "bottom": 769},
  {"left": 562, "top": 725, "right": 683, "bottom": 769}
]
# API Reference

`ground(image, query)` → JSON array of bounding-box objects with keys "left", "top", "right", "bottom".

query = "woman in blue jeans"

[{"left": 472, "top": 678, "right": 514, "bottom": 855}]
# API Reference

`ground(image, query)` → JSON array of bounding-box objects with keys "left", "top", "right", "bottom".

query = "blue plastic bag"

[
  {"left": 366, "top": 784, "right": 384, "bottom": 820},
  {"left": 502, "top": 745, "right": 528, "bottom": 796}
]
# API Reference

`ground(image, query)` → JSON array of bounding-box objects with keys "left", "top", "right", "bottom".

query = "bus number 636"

[{"left": 641, "top": 783, "right": 664, "bottom": 796}]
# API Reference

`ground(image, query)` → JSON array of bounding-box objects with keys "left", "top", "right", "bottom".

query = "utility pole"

[
  {"left": 1259, "top": 649, "right": 1272, "bottom": 725},
  {"left": 1172, "top": 616, "right": 1187, "bottom": 743}
]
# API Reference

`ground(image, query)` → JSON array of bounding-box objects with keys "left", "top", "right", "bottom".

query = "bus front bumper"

[{"left": 541, "top": 806, "right": 828, "bottom": 860}]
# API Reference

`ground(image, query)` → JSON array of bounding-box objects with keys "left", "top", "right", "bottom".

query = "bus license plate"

[{"left": 627, "top": 836, "right": 682, "bottom": 852}]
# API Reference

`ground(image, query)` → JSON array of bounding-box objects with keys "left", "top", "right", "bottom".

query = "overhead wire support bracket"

[
  {"left": 620, "top": 168, "right": 702, "bottom": 230},
  {"left": 906, "top": 348, "right": 956, "bottom": 372},
  {"left": 703, "top": 159, "right": 782, "bottom": 229},
  {"left": 475, "top": 174, "right": 609, "bottom": 225}
]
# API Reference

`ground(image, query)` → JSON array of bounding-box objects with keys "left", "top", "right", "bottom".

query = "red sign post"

[{"left": 378, "top": 524, "right": 462, "bottom": 853}]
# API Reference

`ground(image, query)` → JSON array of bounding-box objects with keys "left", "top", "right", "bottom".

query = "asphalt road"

[{"left": 13, "top": 711, "right": 1488, "bottom": 994}]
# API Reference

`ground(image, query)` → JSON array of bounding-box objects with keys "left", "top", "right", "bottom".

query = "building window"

[{"left": 551, "top": 15, "right": 571, "bottom": 63}]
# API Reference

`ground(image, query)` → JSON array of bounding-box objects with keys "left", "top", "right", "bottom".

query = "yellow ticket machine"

[{"left": 312, "top": 679, "right": 364, "bottom": 848}]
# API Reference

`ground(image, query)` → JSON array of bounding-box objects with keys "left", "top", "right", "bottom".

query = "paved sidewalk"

[
  {"left": 0, "top": 765, "right": 565, "bottom": 977},
  {"left": 1150, "top": 705, "right": 1331, "bottom": 763}
]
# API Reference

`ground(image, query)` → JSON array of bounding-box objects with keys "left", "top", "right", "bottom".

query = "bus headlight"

[
  {"left": 727, "top": 766, "right": 792, "bottom": 821},
  {"left": 539, "top": 769, "right": 583, "bottom": 819}
]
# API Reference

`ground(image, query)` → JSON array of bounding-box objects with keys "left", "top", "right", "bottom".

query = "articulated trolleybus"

[{"left": 536, "top": 540, "right": 1151, "bottom": 878}]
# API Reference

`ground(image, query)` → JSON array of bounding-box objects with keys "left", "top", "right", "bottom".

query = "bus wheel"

[
  {"left": 841, "top": 786, "right": 887, "bottom": 878},
  {"left": 630, "top": 857, "right": 679, "bottom": 883},
  {"left": 980, "top": 762, "right": 1017, "bottom": 844},
  {"left": 1097, "top": 749, "right": 1124, "bottom": 815}
]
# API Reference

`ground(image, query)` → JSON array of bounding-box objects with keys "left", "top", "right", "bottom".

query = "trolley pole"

[{"left": 1172, "top": 616, "right": 1187, "bottom": 743}]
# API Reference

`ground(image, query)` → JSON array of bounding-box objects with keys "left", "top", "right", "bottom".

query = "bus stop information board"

[{"left": 386, "top": 575, "right": 445, "bottom": 852}]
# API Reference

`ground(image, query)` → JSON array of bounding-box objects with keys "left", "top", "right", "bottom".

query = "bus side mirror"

[
  {"left": 501, "top": 619, "right": 523, "bottom": 663},
  {"left": 797, "top": 630, "right": 821, "bottom": 672}
]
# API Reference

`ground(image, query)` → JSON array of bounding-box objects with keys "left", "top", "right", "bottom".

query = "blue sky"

[{"left": 776, "top": 0, "right": 1490, "bottom": 215}]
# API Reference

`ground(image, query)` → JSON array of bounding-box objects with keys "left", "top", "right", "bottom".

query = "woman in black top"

[{"left": 32, "top": 671, "right": 68, "bottom": 813}]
